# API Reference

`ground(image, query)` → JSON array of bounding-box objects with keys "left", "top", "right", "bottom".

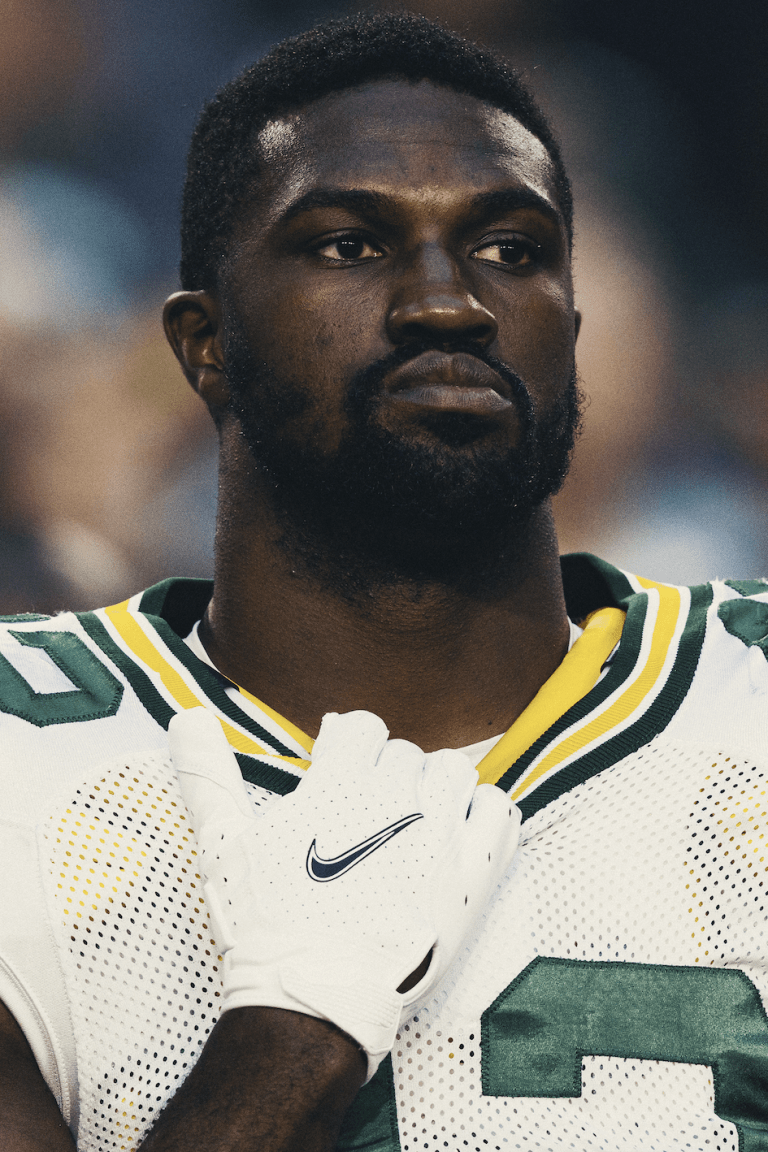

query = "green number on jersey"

[
  {"left": 337, "top": 1057, "right": 399, "bottom": 1150},
  {"left": 482, "top": 957, "right": 768, "bottom": 1151},
  {"left": 0, "top": 630, "right": 123, "bottom": 726},
  {"left": 338, "top": 958, "right": 768, "bottom": 1150}
]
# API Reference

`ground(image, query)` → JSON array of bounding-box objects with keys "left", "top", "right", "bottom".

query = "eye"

[
  {"left": 314, "top": 234, "right": 383, "bottom": 262},
  {"left": 472, "top": 237, "right": 540, "bottom": 268}
]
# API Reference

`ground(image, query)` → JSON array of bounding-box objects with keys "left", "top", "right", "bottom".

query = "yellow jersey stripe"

[
  {"left": 105, "top": 573, "right": 684, "bottom": 802},
  {"left": 509, "top": 580, "right": 682, "bottom": 802},
  {"left": 104, "top": 600, "right": 276, "bottom": 761},
  {"left": 475, "top": 607, "right": 626, "bottom": 786},
  {"left": 237, "top": 684, "right": 314, "bottom": 756},
  {"left": 105, "top": 600, "right": 204, "bottom": 710}
]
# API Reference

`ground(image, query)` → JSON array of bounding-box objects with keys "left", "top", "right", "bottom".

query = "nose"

[{"left": 386, "top": 243, "right": 498, "bottom": 349}]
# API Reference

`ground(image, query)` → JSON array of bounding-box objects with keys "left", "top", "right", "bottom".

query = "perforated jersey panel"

[
  {"left": 42, "top": 751, "right": 226, "bottom": 1150},
  {"left": 386, "top": 741, "right": 768, "bottom": 1152},
  {"left": 684, "top": 758, "right": 768, "bottom": 964},
  {"left": 392, "top": 1021, "right": 731, "bottom": 1151},
  {"left": 34, "top": 740, "right": 768, "bottom": 1150}
]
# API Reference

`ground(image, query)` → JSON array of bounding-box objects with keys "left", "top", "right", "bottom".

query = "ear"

[
  {"left": 574, "top": 309, "right": 582, "bottom": 342},
  {"left": 163, "top": 291, "right": 230, "bottom": 409}
]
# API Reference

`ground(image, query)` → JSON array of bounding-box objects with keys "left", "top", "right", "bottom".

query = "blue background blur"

[{"left": 2, "top": 0, "right": 767, "bottom": 611}]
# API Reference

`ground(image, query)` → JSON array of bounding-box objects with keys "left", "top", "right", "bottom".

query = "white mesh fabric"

[
  {"left": 389, "top": 739, "right": 768, "bottom": 1152},
  {"left": 683, "top": 751, "right": 768, "bottom": 966},
  {"left": 35, "top": 738, "right": 768, "bottom": 1150},
  {"left": 392, "top": 1021, "right": 730, "bottom": 1151},
  {"left": 41, "top": 750, "right": 271, "bottom": 1151}
]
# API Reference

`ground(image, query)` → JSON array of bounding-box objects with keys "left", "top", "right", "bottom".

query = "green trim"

[
  {"left": 336, "top": 1056, "right": 400, "bottom": 1151},
  {"left": 132, "top": 577, "right": 299, "bottom": 758},
  {"left": 725, "top": 579, "right": 768, "bottom": 598},
  {"left": 0, "top": 613, "right": 51, "bottom": 622},
  {"left": 141, "top": 616, "right": 299, "bottom": 758},
  {"left": 138, "top": 577, "right": 213, "bottom": 634},
  {"left": 515, "top": 580, "right": 712, "bottom": 819},
  {"left": 80, "top": 615, "right": 305, "bottom": 795},
  {"left": 235, "top": 753, "right": 301, "bottom": 796},
  {"left": 495, "top": 585, "right": 649, "bottom": 797},
  {"left": 78, "top": 577, "right": 294, "bottom": 757},
  {"left": 718, "top": 598, "right": 768, "bottom": 660},
  {"left": 0, "top": 630, "right": 123, "bottom": 727},
  {"left": 79, "top": 611, "right": 176, "bottom": 730},
  {"left": 482, "top": 956, "right": 768, "bottom": 1150},
  {"left": 496, "top": 580, "right": 712, "bottom": 820},
  {"left": 560, "top": 552, "right": 634, "bottom": 620}
]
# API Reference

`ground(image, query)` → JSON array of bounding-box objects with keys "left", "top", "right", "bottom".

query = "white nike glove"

[{"left": 170, "top": 707, "right": 521, "bottom": 1078}]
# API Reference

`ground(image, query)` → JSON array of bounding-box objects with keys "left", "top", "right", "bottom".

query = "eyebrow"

[
  {"left": 468, "top": 188, "right": 560, "bottom": 225},
  {"left": 277, "top": 185, "right": 560, "bottom": 228},
  {"left": 278, "top": 188, "right": 390, "bottom": 225}
]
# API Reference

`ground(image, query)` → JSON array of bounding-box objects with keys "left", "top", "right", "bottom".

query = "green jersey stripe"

[
  {"left": 78, "top": 611, "right": 176, "bottom": 729},
  {"left": 234, "top": 753, "right": 302, "bottom": 796},
  {"left": 508, "top": 582, "right": 712, "bottom": 820}
]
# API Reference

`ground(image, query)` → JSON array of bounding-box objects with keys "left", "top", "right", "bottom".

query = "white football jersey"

[{"left": 1, "top": 553, "right": 767, "bottom": 1151}]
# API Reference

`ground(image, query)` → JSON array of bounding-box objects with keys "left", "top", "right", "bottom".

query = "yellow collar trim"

[
  {"left": 236, "top": 683, "right": 314, "bottom": 756},
  {"left": 104, "top": 596, "right": 651, "bottom": 793},
  {"left": 475, "top": 607, "right": 626, "bottom": 786},
  {"left": 506, "top": 578, "right": 684, "bottom": 804},
  {"left": 103, "top": 599, "right": 310, "bottom": 766},
  {"left": 232, "top": 608, "right": 624, "bottom": 781}
]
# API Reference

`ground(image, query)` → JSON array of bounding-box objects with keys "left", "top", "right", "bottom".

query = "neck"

[{"left": 201, "top": 442, "right": 570, "bottom": 752}]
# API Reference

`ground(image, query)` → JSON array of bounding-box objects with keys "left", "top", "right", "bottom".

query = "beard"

[{"left": 223, "top": 318, "right": 582, "bottom": 598}]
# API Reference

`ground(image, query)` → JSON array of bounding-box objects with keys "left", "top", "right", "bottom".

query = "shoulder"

[
  {"left": 0, "top": 588, "right": 187, "bottom": 824},
  {"left": 0, "top": 577, "right": 213, "bottom": 733},
  {"left": 561, "top": 553, "right": 768, "bottom": 755},
  {"left": 676, "top": 576, "right": 768, "bottom": 747},
  {"left": 562, "top": 551, "right": 768, "bottom": 667},
  {"left": 0, "top": 609, "right": 125, "bottom": 729},
  {"left": 710, "top": 577, "right": 768, "bottom": 654},
  {"left": 0, "top": 577, "right": 304, "bottom": 818}
]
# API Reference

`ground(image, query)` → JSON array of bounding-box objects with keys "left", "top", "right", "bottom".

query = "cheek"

[
  {"left": 255, "top": 279, "right": 387, "bottom": 387},
  {"left": 233, "top": 284, "right": 383, "bottom": 454},
  {"left": 497, "top": 284, "right": 576, "bottom": 401}
]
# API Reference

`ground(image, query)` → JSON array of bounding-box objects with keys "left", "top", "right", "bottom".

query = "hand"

[{"left": 170, "top": 708, "right": 520, "bottom": 1079}]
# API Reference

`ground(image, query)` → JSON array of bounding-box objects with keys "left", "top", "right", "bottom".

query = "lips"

[
  {"left": 386, "top": 351, "right": 510, "bottom": 397},
  {"left": 383, "top": 351, "right": 514, "bottom": 413}
]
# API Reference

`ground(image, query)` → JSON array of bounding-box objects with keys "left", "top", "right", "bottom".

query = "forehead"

[{"left": 253, "top": 79, "right": 560, "bottom": 221}]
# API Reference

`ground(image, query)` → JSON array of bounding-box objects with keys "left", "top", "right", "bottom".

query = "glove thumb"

[{"left": 169, "top": 709, "right": 254, "bottom": 845}]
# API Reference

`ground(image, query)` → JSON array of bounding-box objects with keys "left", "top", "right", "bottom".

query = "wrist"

[
  {"left": 142, "top": 1006, "right": 366, "bottom": 1151},
  {"left": 221, "top": 947, "right": 405, "bottom": 1079}
]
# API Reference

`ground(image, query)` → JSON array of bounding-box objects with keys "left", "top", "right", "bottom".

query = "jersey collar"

[{"left": 83, "top": 554, "right": 711, "bottom": 816}]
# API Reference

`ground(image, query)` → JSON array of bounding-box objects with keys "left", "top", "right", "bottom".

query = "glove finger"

[
  {"left": 417, "top": 788, "right": 521, "bottom": 1004},
  {"left": 374, "top": 737, "right": 427, "bottom": 797},
  {"left": 169, "top": 709, "right": 255, "bottom": 844},
  {"left": 420, "top": 748, "right": 478, "bottom": 832},
  {"left": 308, "top": 711, "right": 390, "bottom": 784},
  {"left": 431, "top": 784, "right": 520, "bottom": 950}
]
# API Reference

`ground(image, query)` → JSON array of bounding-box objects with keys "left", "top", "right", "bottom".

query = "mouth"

[{"left": 384, "top": 352, "right": 514, "bottom": 414}]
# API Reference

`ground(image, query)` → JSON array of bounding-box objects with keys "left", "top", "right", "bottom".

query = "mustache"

[{"left": 346, "top": 338, "right": 535, "bottom": 430}]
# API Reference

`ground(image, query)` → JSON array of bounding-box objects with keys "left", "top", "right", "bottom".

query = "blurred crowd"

[{"left": 1, "top": 0, "right": 767, "bottom": 613}]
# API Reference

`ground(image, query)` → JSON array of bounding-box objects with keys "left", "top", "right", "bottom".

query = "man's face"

[{"left": 219, "top": 79, "right": 580, "bottom": 588}]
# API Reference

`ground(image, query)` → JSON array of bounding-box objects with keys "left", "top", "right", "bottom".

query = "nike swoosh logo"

[{"left": 306, "top": 812, "right": 424, "bottom": 882}]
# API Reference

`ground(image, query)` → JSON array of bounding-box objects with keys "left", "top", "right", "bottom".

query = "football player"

[{"left": 1, "top": 12, "right": 767, "bottom": 1152}]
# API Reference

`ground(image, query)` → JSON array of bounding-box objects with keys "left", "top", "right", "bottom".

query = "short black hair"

[{"left": 179, "top": 11, "right": 573, "bottom": 292}]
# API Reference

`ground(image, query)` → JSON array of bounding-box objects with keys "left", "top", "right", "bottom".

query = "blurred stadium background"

[{"left": 2, "top": 0, "right": 767, "bottom": 612}]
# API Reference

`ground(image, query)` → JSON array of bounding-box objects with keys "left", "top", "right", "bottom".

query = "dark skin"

[
  {"left": 167, "top": 79, "right": 580, "bottom": 752},
  {"left": 0, "top": 80, "right": 580, "bottom": 1150},
  {"left": 0, "top": 999, "right": 365, "bottom": 1152}
]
